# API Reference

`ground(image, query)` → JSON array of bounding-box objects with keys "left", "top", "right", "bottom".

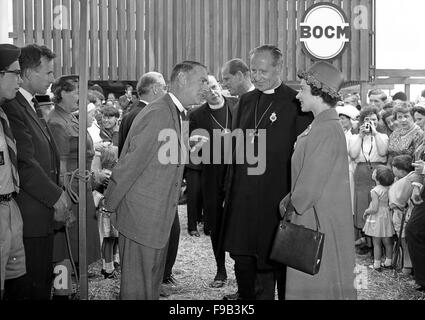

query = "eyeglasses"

[{"left": 0, "top": 70, "right": 22, "bottom": 77}]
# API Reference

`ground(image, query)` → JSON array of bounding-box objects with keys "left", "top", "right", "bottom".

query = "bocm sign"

[{"left": 300, "top": 3, "right": 351, "bottom": 61}]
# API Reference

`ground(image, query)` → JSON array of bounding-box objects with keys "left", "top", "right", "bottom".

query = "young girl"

[
  {"left": 363, "top": 165, "right": 395, "bottom": 271},
  {"left": 389, "top": 155, "right": 419, "bottom": 275}
]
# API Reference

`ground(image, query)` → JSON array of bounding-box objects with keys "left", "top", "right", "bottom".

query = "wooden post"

[
  {"left": 405, "top": 84, "right": 411, "bottom": 102},
  {"left": 78, "top": 0, "right": 88, "bottom": 301},
  {"left": 360, "top": 82, "right": 369, "bottom": 107}
]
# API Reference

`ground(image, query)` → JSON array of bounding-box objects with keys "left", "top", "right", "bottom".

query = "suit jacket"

[
  {"left": 118, "top": 100, "right": 147, "bottom": 156},
  {"left": 2, "top": 91, "right": 62, "bottom": 237},
  {"left": 104, "top": 93, "right": 186, "bottom": 249}
]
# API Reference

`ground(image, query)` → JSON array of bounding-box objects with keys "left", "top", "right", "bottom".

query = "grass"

[{"left": 87, "top": 205, "right": 425, "bottom": 300}]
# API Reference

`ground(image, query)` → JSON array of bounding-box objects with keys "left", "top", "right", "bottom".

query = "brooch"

[{"left": 270, "top": 112, "right": 277, "bottom": 124}]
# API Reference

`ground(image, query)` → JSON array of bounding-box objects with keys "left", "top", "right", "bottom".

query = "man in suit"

[
  {"left": 221, "top": 58, "right": 255, "bottom": 98},
  {"left": 189, "top": 75, "right": 238, "bottom": 288},
  {"left": 0, "top": 44, "right": 25, "bottom": 300},
  {"left": 118, "top": 84, "right": 138, "bottom": 116},
  {"left": 2, "top": 44, "right": 72, "bottom": 300},
  {"left": 118, "top": 72, "right": 167, "bottom": 156},
  {"left": 219, "top": 45, "right": 313, "bottom": 300},
  {"left": 104, "top": 61, "right": 208, "bottom": 300}
]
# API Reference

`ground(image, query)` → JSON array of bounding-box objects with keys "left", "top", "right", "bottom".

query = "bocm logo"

[{"left": 300, "top": 3, "right": 351, "bottom": 61}]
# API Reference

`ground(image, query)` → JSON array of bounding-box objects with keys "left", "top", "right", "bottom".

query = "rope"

[{"left": 60, "top": 168, "right": 92, "bottom": 300}]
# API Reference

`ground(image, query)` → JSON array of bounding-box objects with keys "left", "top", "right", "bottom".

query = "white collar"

[
  {"left": 248, "top": 85, "right": 256, "bottom": 92},
  {"left": 139, "top": 99, "right": 149, "bottom": 105},
  {"left": 19, "top": 88, "right": 35, "bottom": 105},
  {"left": 261, "top": 82, "right": 282, "bottom": 95},
  {"left": 168, "top": 93, "right": 186, "bottom": 114},
  {"left": 208, "top": 99, "right": 225, "bottom": 110}
]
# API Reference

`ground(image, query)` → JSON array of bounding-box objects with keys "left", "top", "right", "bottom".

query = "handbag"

[{"left": 270, "top": 203, "right": 325, "bottom": 275}]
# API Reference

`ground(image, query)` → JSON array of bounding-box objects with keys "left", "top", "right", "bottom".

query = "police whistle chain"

[{"left": 60, "top": 169, "right": 92, "bottom": 299}]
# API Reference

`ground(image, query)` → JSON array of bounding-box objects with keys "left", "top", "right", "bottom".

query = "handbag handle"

[{"left": 282, "top": 200, "right": 321, "bottom": 233}]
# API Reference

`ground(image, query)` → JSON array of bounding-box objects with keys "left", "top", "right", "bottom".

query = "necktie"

[
  {"left": 32, "top": 97, "right": 50, "bottom": 140},
  {"left": 0, "top": 108, "right": 20, "bottom": 192}
]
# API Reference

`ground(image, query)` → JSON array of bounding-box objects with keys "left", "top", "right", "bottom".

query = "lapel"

[
  {"left": 164, "top": 94, "right": 184, "bottom": 148},
  {"left": 16, "top": 92, "right": 53, "bottom": 143}
]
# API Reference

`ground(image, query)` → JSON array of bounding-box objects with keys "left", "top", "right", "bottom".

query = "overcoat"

[
  {"left": 220, "top": 84, "right": 312, "bottom": 269},
  {"left": 104, "top": 94, "right": 186, "bottom": 249},
  {"left": 286, "top": 108, "right": 357, "bottom": 300}
]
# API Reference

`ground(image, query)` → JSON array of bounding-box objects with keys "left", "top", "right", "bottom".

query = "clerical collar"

[
  {"left": 168, "top": 92, "right": 185, "bottom": 114},
  {"left": 261, "top": 82, "right": 282, "bottom": 95},
  {"left": 248, "top": 85, "right": 255, "bottom": 92},
  {"left": 208, "top": 99, "right": 225, "bottom": 110}
]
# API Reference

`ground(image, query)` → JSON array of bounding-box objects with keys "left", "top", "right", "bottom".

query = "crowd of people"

[{"left": 1, "top": 41, "right": 425, "bottom": 301}]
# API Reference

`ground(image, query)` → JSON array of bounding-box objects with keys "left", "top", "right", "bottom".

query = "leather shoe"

[
  {"left": 223, "top": 292, "right": 239, "bottom": 300},
  {"left": 209, "top": 279, "right": 226, "bottom": 288},
  {"left": 163, "top": 274, "right": 179, "bottom": 286},
  {"left": 189, "top": 230, "right": 200, "bottom": 237}
]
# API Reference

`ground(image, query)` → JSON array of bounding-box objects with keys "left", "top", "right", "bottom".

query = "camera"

[{"left": 364, "top": 122, "right": 371, "bottom": 132}]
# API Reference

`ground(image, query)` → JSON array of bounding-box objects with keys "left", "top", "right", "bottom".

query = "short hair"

[
  {"left": 375, "top": 165, "right": 394, "bottom": 187},
  {"left": 87, "top": 90, "right": 103, "bottom": 104},
  {"left": 170, "top": 61, "right": 207, "bottom": 83},
  {"left": 381, "top": 108, "right": 394, "bottom": 127},
  {"left": 101, "top": 105, "right": 120, "bottom": 118},
  {"left": 359, "top": 106, "right": 380, "bottom": 124},
  {"left": 392, "top": 155, "right": 414, "bottom": 173},
  {"left": 412, "top": 106, "right": 425, "bottom": 117},
  {"left": 125, "top": 84, "right": 133, "bottom": 91},
  {"left": 137, "top": 72, "right": 163, "bottom": 96},
  {"left": 310, "top": 85, "right": 340, "bottom": 108},
  {"left": 392, "top": 91, "right": 407, "bottom": 102},
  {"left": 368, "top": 89, "right": 387, "bottom": 103},
  {"left": 225, "top": 58, "right": 250, "bottom": 76},
  {"left": 393, "top": 102, "right": 412, "bottom": 118},
  {"left": 249, "top": 44, "right": 283, "bottom": 67},
  {"left": 19, "top": 44, "right": 56, "bottom": 74},
  {"left": 51, "top": 75, "right": 78, "bottom": 104},
  {"left": 89, "top": 84, "right": 105, "bottom": 97}
]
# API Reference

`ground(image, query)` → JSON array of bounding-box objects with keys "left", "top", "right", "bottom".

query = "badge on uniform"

[{"left": 0, "top": 151, "right": 4, "bottom": 166}]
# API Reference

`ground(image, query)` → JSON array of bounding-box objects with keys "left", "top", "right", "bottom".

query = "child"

[
  {"left": 93, "top": 144, "right": 120, "bottom": 279},
  {"left": 389, "top": 155, "right": 418, "bottom": 275},
  {"left": 363, "top": 165, "right": 395, "bottom": 271}
]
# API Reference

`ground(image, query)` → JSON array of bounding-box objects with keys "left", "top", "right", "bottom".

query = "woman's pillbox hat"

[
  {"left": 0, "top": 44, "right": 21, "bottom": 71},
  {"left": 298, "top": 61, "right": 344, "bottom": 100}
]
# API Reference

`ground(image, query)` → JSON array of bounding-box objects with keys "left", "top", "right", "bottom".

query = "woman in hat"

[
  {"left": 279, "top": 61, "right": 356, "bottom": 300},
  {"left": 47, "top": 75, "right": 100, "bottom": 271}
]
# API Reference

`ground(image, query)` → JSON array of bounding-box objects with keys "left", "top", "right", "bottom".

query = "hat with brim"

[
  {"left": 336, "top": 104, "right": 360, "bottom": 120},
  {"left": 0, "top": 44, "right": 21, "bottom": 71},
  {"left": 298, "top": 61, "right": 344, "bottom": 100}
]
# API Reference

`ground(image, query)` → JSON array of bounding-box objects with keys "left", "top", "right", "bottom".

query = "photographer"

[{"left": 348, "top": 106, "right": 389, "bottom": 254}]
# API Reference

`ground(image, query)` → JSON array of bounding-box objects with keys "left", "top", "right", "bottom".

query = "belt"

[{"left": 0, "top": 192, "right": 17, "bottom": 202}]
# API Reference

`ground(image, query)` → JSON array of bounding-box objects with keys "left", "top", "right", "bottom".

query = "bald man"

[{"left": 118, "top": 72, "right": 167, "bottom": 156}]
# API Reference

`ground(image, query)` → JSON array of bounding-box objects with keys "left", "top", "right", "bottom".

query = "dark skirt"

[
  {"left": 353, "top": 162, "right": 385, "bottom": 229},
  {"left": 52, "top": 188, "right": 100, "bottom": 265}
]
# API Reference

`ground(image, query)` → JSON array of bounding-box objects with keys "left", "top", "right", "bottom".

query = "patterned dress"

[{"left": 388, "top": 124, "right": 423, "bottom": 163}]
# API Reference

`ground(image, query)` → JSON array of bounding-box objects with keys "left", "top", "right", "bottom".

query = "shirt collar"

[
  {"left": 168, "top": 93, "right": 186, "bottom": 114},
  {"left": 19, "top": 88, "right": 35, "bottom": 107},
  {"left": 139, "top": 99, "right": 149, "bottom": 105},
  {"left": 248, "top": 85, "right": 256, "bottom": 92}
]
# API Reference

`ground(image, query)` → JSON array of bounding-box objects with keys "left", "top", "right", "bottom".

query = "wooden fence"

[{"left": 10, "top": 0, "right": 375, "bottom": 83}]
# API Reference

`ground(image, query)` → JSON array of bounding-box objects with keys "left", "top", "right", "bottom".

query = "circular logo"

[{"left": 300, "top": 3, "right": 351, "bottom": 61}]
